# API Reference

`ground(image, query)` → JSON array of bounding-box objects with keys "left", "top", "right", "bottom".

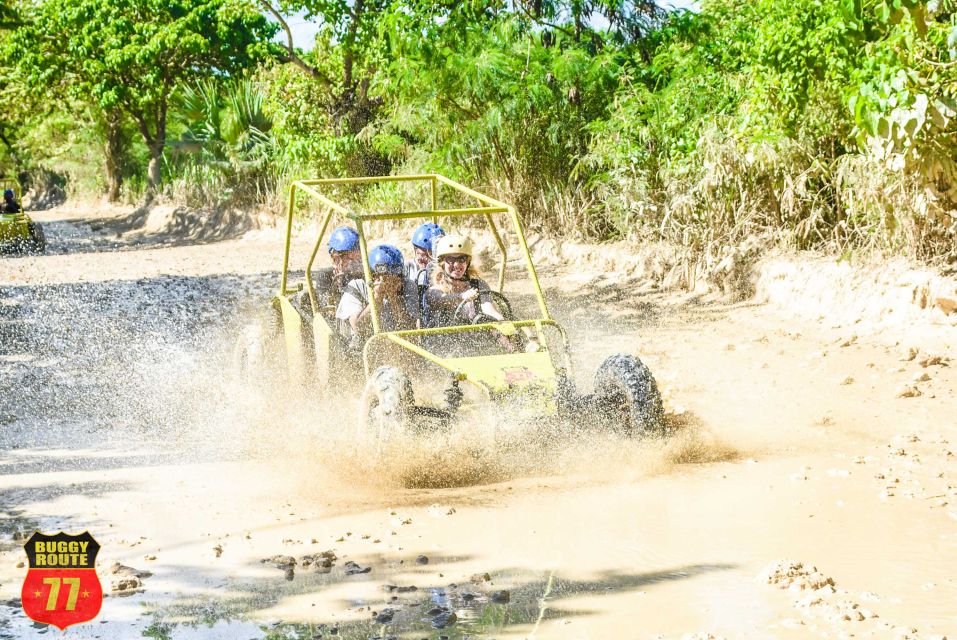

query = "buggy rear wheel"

[
  {"left": 27, "top": 222, "right": 45, "bottom": 253},
  {"left": 594, "top": 353, "right": 666, "bottom": 437},
  {"left": 359, "top": 366, "right": 415, "bottom": 452}
]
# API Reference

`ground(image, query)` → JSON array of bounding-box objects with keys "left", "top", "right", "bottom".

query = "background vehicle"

[
  {"left": 0, "top": 179, "right": 45, "bottom": 254},
  {"left": 241, "top": 175, "right": 666, "bottom": 446}
]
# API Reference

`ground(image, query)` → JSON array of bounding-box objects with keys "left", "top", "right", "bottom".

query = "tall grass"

[{"left": 587, "top": 127, "right": 956, "bottom": 265}]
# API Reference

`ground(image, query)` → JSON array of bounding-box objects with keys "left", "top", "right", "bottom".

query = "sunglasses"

[{"left": 441, "top": 255, "right": 469, "bottom": 265}]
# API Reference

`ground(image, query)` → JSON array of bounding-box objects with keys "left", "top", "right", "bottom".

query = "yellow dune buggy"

[
  {"left": 0, "top": 180, "right": 44, "bottom": 254},
  {"left": 239, "top": 175, "right": 665, "bottom": 446}
]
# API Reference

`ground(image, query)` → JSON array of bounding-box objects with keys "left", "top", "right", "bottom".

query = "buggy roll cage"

[{"left": 277, "top": 174, "right": 571, "bottom": 385}]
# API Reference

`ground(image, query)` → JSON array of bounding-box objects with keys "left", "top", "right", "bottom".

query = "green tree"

[
  {"left": 0, "top": 0, "right": 19, "bottom": 30},
  {"left": 260, "top": 0, "right": 390, "bottom": 121},
  {"left": 7, "top": 0, "right": 276, "bottom": 195},
  {"left": 0, "top": 0, "right": 24, "bottom": 170},
  {"left": 365, "top": 2, "right": 641, "bottom": 229},
  {"left": 513, "top": 0, "right": 664, "bottom": 50}
]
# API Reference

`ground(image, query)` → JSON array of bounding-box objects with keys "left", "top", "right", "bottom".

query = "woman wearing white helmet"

[{"left": 424, "top": 234, "right": 504, "bottom": 328}]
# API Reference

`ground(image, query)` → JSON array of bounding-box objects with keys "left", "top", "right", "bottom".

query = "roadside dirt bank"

[{"left": 0, "top": 206, "right": 955, "bottom": 639}]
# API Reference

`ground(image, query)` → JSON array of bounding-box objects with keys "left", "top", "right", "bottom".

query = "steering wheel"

[{"left": 452, "top": 289, "right": 514, "bottom": 326}]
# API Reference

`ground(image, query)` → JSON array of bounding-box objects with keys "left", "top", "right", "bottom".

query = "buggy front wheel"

[
  {"left": 593, "top": 353, "right": 666, "bottom": 437},
  {"left": 358, "top": 366, "right": 415, "bottom": 452}
]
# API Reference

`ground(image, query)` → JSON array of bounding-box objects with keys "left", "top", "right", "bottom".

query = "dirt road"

[{"left": 1, "top": 207, "right": 955, "bottom": 639}]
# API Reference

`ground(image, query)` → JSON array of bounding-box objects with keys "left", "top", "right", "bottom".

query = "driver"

[{"left": 423, "top": 234, "right": 505, "bottom": 327}]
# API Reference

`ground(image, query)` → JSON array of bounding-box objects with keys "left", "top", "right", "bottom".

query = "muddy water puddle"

[
  {"left": 2, "top": 561, "right": 743, "bottom": 639},
  {"left": 3, "top": 447, "right": 956, "bottom": 638},
  {"left": 134, "top": 576, "right": 559, "bottom": 640}
]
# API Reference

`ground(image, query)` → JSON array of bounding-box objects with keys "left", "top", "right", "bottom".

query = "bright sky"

[
  {"left": 278, "top": 1, "right": 701, "bottom": 50},
  {"left": 282, "top": 12, "right": 320, "bottom": 48}
]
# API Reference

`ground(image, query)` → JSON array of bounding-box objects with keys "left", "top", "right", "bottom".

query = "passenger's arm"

[
  {"left": 336, "top": 281, "right": 370, "bottom": 333},
  {"left": 350, "top": 303, "right": 373, "bottom": 332},
  {"left": 478, "top": 300, "right": 505, "bottom": 322}
]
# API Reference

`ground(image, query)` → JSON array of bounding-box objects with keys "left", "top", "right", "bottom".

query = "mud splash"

[
  {"left": 3, "top": 265, "right": 728, "bottom": 495},
  {"left": 233, "top": 404, "right": 740, "bottom": 495},
  {"left": 215, "top": 304, "right": 739, "bottom": 493}
]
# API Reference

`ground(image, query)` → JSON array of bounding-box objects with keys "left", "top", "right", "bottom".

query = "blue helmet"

[
  {"left": 368, "top": 244, "right": 405, "bottom": 276},
  {"left": 411, "top": 222, "right": 445, "bottom": 251},
  {"left": 328, "top": 226, "right": 359, "bottom": 253},
  {"left": 3, "top": 189, "right": 13, "bottom": 199}
]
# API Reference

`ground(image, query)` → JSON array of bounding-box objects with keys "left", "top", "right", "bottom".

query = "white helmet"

[{"left": 433, "top": 234, "right": 473, "bottom": 259}]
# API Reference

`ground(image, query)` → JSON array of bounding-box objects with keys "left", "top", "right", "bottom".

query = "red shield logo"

[
  {"left": 21, "top": 532, "right": 102, "bottom": 630},
  {"left": 503, "top": 366, "right": 536, "bottom": 387}
]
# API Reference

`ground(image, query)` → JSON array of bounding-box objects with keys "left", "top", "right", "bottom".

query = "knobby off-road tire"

[
  {"left": 359, "top": 366, "right": 415, "bottom": 453},
  {"left": 594, "top": 353, "right": 666, "bottom": 437},
  {"left": 27, "top": 223, "right": 45, "bottom": 253}
]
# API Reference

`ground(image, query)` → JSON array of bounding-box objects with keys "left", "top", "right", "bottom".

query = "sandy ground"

[{"left": 1, "top": 205, "right": 956, "bottom": 639}]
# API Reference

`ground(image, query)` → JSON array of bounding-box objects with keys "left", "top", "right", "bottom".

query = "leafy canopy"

[{"left": 6, "top": 0, "right": 277, "bottom": 145}]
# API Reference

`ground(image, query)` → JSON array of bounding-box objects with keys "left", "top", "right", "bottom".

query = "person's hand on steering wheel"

[{"left": 452, "top": 290, "right": 512, "bottom": 326}]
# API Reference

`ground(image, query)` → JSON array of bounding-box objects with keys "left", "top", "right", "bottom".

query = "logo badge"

[
  {"left": 21, "top": 531, "right": 102, "bottom": 630},
  {"left": 503, "top": 366, "right": 536, "bottom": 386}
]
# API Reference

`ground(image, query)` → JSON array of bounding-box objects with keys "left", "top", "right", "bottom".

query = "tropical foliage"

[
  {"left": 2, "top": 0, "right": 275, "bottom": 197},
  {"left": 0, "top": 0, "right": 955, "bottom": 262}
]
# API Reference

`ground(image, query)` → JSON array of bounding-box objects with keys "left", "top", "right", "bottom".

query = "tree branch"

[
  {"left": 129, "top": 108, "right": 154, "bottom": 147},
  {"left": 258, "top": 0, "right": 330, "bottom": 84},
  {"left": 514, "top": 1, "right": 576, "bottom": 40},
  {"left": 439, "top": 94, "right": 481, "bottom": 121},
  {"left": 490, "top": 134, "right": 515, "bottom": 184},
  {"left": 342, "top": 0, "right": 366, "bottom": 92},
  {"left": 0, "top": 122, "right": 22, "bottom": 169}
]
